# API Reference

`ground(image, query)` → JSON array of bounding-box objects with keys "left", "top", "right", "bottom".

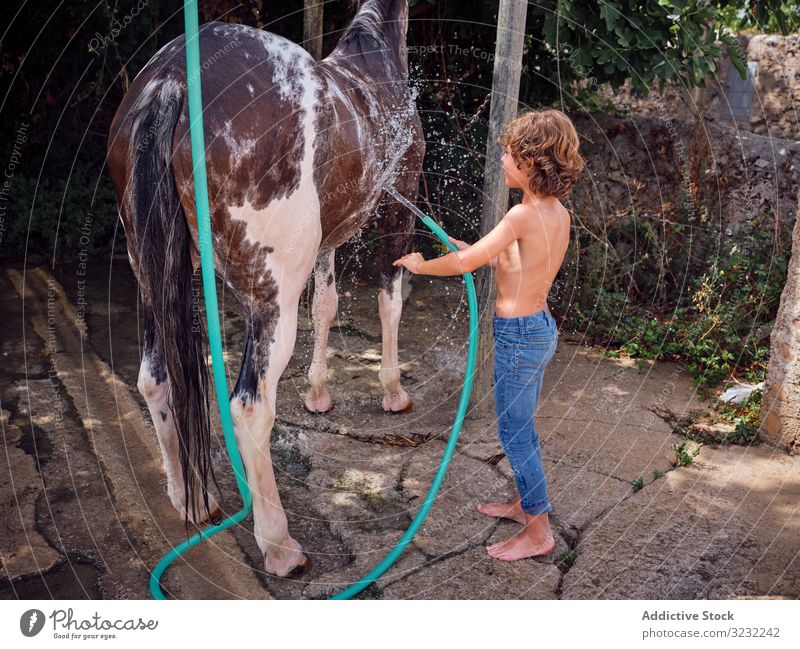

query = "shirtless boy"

[{"left": 393, "top": 108, "right": 585, "bottom": 561}]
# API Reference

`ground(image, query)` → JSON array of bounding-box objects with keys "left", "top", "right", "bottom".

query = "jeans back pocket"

[
  {"left": 515, "top": 336, "right": 553, "bottom": 349},
  {"left": 514, "top": 333, "right": 556, "bottom": 382},
  {"left": 516, "top": 326, "right": 554, "bottom": 349}
]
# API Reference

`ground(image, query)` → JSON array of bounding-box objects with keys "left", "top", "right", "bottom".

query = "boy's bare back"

[{"left": 494, "top": 198, "right": 571, "bottom": 318}]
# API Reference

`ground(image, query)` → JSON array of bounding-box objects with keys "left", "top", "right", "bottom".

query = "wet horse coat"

[{"left": 106, "top": 0, "right": 423, "bottom": 577}]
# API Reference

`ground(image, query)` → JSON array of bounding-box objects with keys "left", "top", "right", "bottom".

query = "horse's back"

[{"left": 110, "top": 22, "right": 321, "bottom": 213}]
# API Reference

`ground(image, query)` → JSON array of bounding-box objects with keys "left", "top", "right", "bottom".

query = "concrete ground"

[{"left": 1, "top": 260, "right": 798, "bottom": 599}]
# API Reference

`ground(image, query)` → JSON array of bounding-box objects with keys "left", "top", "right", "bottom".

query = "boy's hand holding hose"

[{"left": 393, "top": 236, "right": 499, "bottom": 274}]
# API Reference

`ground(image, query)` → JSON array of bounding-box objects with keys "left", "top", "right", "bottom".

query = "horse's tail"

[{"left": 128, "top": 81, "right": 220, "bottom": 531}]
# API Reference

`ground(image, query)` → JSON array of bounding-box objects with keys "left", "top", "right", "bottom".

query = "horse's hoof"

[
  {"left": 304, "top": 389, "right": 334, "bottom": 413},
  {"left": 304, "top": 400, "right": 335, "bottom": 414},
  {"left": 209, "top": 504, "right": 223, "bottom": 525},
  {"left": 385, "top": 398, "right": 414, "bottom": 414},
  {"left": 264, "top": 539, "right": 310, "bottom": 577},
  {"left": 287, "top": 552, "right": 312, "bottom": 577}
]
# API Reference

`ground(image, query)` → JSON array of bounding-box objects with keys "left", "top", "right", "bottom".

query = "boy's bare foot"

[
  {"left": 486, "top": 524, "right": 556, "bottom": 561},
  {"left": 476, "top": 500, "right": 527, "bottom": 525}
]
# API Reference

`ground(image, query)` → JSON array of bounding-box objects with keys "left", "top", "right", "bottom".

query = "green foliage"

[
  {"left": 632, "top": 475, "right": 644, "bottom": 492},
  {"left": 714, "top": 386, "right": 764, "bottom": 445},
  {"left": 672, "top": 435, "right": 701, "bottom": 466},
  {"left": 559, "top": 547, "right": 578, "bottom": 567},
  {"left": 717, "top": 0, "right": 800, "bottom": 34},
  {"left": 1, "top": 163, "right": 122, "bottom": 263},
  {"left": 557, "top": 211, "right": 791, "bottom": 395},
  {"left": 529, "top": 0, "right": 749, "bottom": 98}
]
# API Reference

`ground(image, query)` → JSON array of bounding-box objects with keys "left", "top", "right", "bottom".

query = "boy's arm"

[
  {"left": 448, "top": 236, "right": 499, "bottom": 269},
  {"left": 419, "top": 207, "right": 525, "bottom": 276}
]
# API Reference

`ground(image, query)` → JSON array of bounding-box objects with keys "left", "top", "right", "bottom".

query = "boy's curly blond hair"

[{"left": 498, "top": 109, "right": 585, "bottom": 200}]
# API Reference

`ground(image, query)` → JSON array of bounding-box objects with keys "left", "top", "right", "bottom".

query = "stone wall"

[
  {"left": 568, "top": 111, "right": 800, "bottom": 232},
  {"left": 613, "top": 33, "right": 800, "bottom": 141}
]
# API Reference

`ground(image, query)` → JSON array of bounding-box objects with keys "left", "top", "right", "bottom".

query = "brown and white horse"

[{"left": 106, "top": 0, "right": 424, "bottom": 577}]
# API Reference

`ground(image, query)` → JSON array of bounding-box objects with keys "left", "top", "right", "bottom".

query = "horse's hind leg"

[
  {"left": 228, "top": 196, "right": 321, "bottom": 575},
  {"left": 231, "top": 289, "right": 312, "bottom": 577},
  {"left": 304, "top": 249, "right": 337, "bottom": 413},
  {"left": 137, "top": 305, "right": 221, "bottom": 525}
]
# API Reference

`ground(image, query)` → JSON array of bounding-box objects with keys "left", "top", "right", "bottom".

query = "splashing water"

[{"left": 373, "top": 89, "right": 420, "bottom": 197}]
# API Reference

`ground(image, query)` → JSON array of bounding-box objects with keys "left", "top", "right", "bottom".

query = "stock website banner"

[{"left": 2, "top": 600, "right": 798, "bottom": 647}]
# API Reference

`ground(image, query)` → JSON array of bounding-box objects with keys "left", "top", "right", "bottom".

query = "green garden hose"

[{"left": 149, "top": 0, "right": 479, "bottom": 600}]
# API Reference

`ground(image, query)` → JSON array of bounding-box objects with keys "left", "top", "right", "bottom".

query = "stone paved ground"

[{"left": 2, "top": 262, "right": 798, "bottom": 599}]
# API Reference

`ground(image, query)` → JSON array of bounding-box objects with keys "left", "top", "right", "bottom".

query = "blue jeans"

[{"left": 493, "top": 308, "right": 558, "bottom": 515}]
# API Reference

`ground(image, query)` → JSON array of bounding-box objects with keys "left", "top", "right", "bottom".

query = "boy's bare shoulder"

[{"left": 505, "top": 200, "right": 566, "bottom": 236}]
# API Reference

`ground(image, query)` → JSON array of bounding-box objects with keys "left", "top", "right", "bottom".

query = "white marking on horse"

[
  {"left": 229, "top": 46, "right": 321, "bottom": 275},
  {"left": 305, "top": 249, "right": 337, "bottom": 413},
  {"left": 252, "top": 31, "right": 308, "bottom": 103},
  {"left": 219, "top": 119, "right": 257, "bottom": 169},
  {"left": 378, "top": 270, "right": 411, "bottom": 411},
  {"left": 137, "top": 355, "right": 220, "bottom": 523}
]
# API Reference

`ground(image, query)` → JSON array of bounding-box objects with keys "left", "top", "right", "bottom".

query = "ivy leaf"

[
  {"left": 600, "top": 3, "right": 619, "bottom": 32},
  {"left": 614, "top": 24, "right": 632, "bottom": 48}
]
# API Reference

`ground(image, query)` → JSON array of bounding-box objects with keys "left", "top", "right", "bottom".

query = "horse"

[{"left": 106, "top": 0, "right": 424, "bottom": 578}]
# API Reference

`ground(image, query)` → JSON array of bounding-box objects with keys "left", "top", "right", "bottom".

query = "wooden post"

[
  {"left": 303, "top": 0, "right": 324, "bottom": 60},
  {"left": 470, "top": 0, "right": 528, "bottom": 419}
]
